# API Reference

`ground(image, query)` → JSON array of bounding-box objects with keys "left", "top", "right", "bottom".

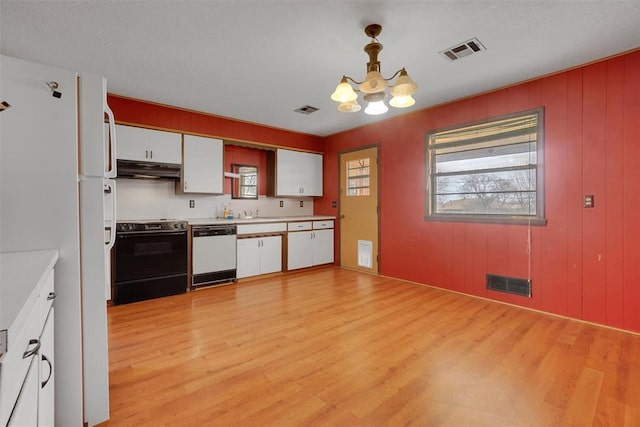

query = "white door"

[
  {"left": 287, "top": 231, "right": 313, "bottom": 270},
  {"left": 146, "top": 129, "right": 181, "bottom": 164},
  {"left": 182, "top": 135, "right": 223, "bottom": 194},
  {"left": 300, "top": 152, "right": 323, "bottom": 196},
  {"left": 275, "top": 149, "right": 303, "bottom": 195},
  {"left": 7, "top": 358, "right": 39, "bottom": 426},
  {"left": 79, "top": 178, "right": 110, "bottom": 426},
  {"left": 39, "top": 309, "right": 55, "bottom": 427},
  {"left": 115, "top": 124, "right": 149, "bottom": 161},
  {"left": 260, "top": 236, "right": 283, "bottom": 274},
  {"left": 237, "top": 238, "right": 261, "bottom": 278},
  {"left": 313, "top": 229, "right": 334, "bottom": 266}
]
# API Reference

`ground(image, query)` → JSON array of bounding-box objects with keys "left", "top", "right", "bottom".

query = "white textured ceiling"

[{"left": 2, "top": 1, "right": 640, "bottom": 137}]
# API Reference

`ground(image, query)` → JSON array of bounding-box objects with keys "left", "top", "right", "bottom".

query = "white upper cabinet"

[
  {"left": 180, "top": 134, "right": 223, "bottom": 194},
  {"left": 268, "top": 148, "right": 323, "bottom": 197},
  {"left": 115, "top": 124, "right": 181, "bottom": 164}
]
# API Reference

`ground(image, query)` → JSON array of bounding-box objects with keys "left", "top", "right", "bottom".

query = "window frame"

[
  {"left": 424, "top": 107, "right": 546, "bottom": 226},
  {"left": 346, "top": 157, "right": 371, "bottom": 197}
]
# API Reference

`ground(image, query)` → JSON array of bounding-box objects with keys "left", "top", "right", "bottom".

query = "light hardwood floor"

[{"left": 101, "top": 267, "right": 640, "bottom": 426}]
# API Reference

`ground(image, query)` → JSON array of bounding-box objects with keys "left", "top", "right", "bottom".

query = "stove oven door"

[{"left": 113, "top": 231, "right": 187, "bottom": 304}]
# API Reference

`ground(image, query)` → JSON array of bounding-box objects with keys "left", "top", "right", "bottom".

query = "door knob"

[{"left": 339, "top": 214, "right": 345, "bottom": 219}]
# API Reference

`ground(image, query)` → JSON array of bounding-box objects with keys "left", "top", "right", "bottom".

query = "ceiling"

[{"left": 2, "top": 1, "right": 640, "bottom": 137}]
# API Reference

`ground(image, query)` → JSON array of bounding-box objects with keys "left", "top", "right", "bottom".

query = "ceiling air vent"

[
  {"left": 440, "top": 38, "right": 486, "bottom": 61},
  {"left": 294, "top": 105, "right": 319, "bottom": 115}
]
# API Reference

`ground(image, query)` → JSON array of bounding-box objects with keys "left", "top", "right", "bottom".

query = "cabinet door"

[
  {"left": 7, "top": 357, "right": 39, "bottom": 427},
  {"left": 115, "top": 124, "right": 149, "bottom": 161},
  {"left": 275, "top": 149, "right": 303, "bottom": 195},
  {"left": 260, "top": 236, "right": 282, "bottom": 275},
  {"left": 237, "top": 238, "right": 261, "bottom": 278},
  {"left": 39, "top": 309, "right": 55, "bottom": 427},
  {"left": 146, "top": 129, "right": 182, "bottom": 164},
  {"left": 287, "top": 231, "right": 313, "bottom": 270},
  {"left": 300, "top": 152, "right": 323, "bottom": 196},
  {"left": 115, "top": 125, "right": 181, "bottom": 164},
  {"left": 312, "top": 229, "right": 334, "bottom": 266},
  {"left": 182, "top": 135, "right": 223, "bottom": 194}
]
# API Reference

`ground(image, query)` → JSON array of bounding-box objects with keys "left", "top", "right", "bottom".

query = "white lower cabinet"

[
  {"left": 287, "top": 228, "right": 334, "bottom": 271},
  {"left": 7, "top": 357, "right": 39, "bottom": 426},
  {"left": 237, "top": 235, "right": 282, "bottom": 279},
  {"left": 1, "top": 260, "right": 56, "bottom": 427},
  {"left": 8, "top": 309, "right": 54, "bottom": 427},
  {"left": 38, "top": 310, "right": 55, "bottom": 427}
]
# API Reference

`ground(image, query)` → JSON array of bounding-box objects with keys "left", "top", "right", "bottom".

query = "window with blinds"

[
  {"left": 347, "top": 158, "right": 370, "bottom": 197},
  {"left": 425, "top": 108, "right": 546, "bottom": 225}
]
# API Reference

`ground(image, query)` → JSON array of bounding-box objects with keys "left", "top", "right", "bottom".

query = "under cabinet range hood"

[{"left": 116, "top": 159, "right": 180, "bottom": 179}]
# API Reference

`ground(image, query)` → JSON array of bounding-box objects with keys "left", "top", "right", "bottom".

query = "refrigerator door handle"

[
  {"left": 104, "top": 102, "right": 117, "bottom": 179},
  {"left": 105, "top": 179, "right": 117, "bottom": 250}
]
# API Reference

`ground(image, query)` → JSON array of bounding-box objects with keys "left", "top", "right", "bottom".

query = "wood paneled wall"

[
  {"left": 318, "top": 50, "right": 640, "bottom": 333},
  {"left": 107, "top": 94, "right": 323, "bottom": 152}
]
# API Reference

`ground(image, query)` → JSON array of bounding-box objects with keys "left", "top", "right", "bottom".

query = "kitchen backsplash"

[{"left": 116, "top": 178, "right": 314, "bottom": 220}]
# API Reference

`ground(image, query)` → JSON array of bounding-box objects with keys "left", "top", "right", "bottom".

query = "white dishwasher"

[{"left": 191, "top": 224, "right": 237, "bottom": 287}]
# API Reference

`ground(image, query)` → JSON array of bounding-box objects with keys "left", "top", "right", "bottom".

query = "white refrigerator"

[
  {"left": 79, "top": 72, "right": 118, "bottom": 426},
  {"left": 0, "top": 55, "right": 116, "bottom": 426}
]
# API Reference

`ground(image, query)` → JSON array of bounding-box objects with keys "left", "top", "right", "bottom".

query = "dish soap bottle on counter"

[
  {"left": 222, "top": 205, "right": 228, "bottom": 219},
  {"left": 226, "top": 205, "right": 234, "bottom": 220}
]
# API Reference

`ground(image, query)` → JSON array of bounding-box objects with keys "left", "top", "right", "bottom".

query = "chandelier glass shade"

[{"left": 331, "top": 24, "right": 417, "bottom": 115}]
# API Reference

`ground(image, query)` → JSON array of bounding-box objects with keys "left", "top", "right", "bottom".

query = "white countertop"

[
  {"left": 187, "top": 215, "right": 335, "bottom": 226},
  {"left": 0, "top": 249, "right": 59, "bottom": 355}
]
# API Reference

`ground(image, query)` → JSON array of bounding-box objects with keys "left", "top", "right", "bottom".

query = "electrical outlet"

[
  {"left": 584, "top": 195, "right": 594, "bottom": 208},
  {"left": 280, "top": 200, "right": 284, "bottom": 208},
  {"left": 300, "top": 200, "right": 304, "bottom": 208},
  {"left": 189, "top": 200, "right": 195, "bottom": 208}
]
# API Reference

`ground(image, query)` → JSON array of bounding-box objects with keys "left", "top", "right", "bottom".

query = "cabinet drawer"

[
  {"left": 288, "top": 221, "right": 312, "bottom": 231},
  {"left": 237, "top": 222, "right": 286, "bottom": 235},
  {"left": 313, "top": 220, "right": 334, "bottom": 230}
]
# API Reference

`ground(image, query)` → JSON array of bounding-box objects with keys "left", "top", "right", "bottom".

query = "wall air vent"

[
  {"left": 440, "top": 38, "right": 486, "bottom": 61},
  {"left": 486, "top": 274, "right": 531, "bottom": 297},
  {"left": 294, "top": 105, "right": 319, "bottom": 115}
]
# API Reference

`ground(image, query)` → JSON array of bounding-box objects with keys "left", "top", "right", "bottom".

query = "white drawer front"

[
  {"left": 313, "top": 220, "right": 334, "bottom": 230},
  {"left": 288, "top": 221, "right": 312, "bottom": 231},
  {"left": 237, "top": 222, "right": 287, "bottom": 235}
]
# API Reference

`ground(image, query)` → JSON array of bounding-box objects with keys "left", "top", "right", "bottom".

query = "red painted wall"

[
  {"left": 107, "top": 51, "right": 640, "bottom": 333},
  {"left": 224, "top": 145, "right": 268, "bottom": 195},
  {"left": 107, "top": 94, "right": 323, "bottom": 152},
  {"left": 318, "top": 50, "right": 640, "bottom": 333}
]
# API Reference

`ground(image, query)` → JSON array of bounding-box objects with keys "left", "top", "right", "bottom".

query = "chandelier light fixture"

[{"left": 331, "top": 24, "right": 418, "bottom": 115}]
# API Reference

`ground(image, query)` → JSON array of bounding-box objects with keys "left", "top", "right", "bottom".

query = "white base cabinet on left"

[{"left": 0, "top": 251, "right": 57, "bottom": 427}]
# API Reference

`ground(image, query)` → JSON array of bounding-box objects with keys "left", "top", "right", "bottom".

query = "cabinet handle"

[
  {"left": 41, "top": 354, "right": 53, "bottom": 388},
  {"left": 145, "top": 149, "right": 149, "bottom": 159},
  {"left": 23, "top": 338, "right": 41, "bottom": 359},
  {"left": 150, "top": 150, "right": 153, "bottom": 159},
  {"left": 47, "top": 292, "right": 56, "bottom": 301}
]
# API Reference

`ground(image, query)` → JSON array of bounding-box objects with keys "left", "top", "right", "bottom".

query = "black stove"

[{"left": 113, "top": 219, "right": 188, "bottom": 304}]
